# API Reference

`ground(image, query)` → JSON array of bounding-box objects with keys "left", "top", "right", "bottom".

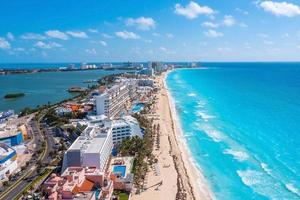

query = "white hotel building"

[
  {"left": 95, "top": 83, "right": 130, "bottom": 118},
  {"left": 105, "top": 116, "right": 143, "bottom": 145},
  {"left": 62, "top": 126, "right": 113, "bottom": 172},
  {"left": 79, "top": 115, "right": 143, "bottom": 145}
]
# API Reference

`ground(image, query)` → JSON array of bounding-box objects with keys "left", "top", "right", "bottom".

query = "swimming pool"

[
  {"left": 131, "top": 103, "right": 145, "bottom": 113},
  {"left": 113, "top": 165, "right": 126, "bottom": 177}
]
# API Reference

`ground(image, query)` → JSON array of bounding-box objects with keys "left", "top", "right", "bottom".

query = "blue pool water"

[
  {"left": 113, "top": 165, "right": 126, "bottom": 177},
  {"left": 166, "top": 63, "right": 300, "bottom": 200},
  {"left": 131, "top": 103, "right": 145, "bottom": 113}
]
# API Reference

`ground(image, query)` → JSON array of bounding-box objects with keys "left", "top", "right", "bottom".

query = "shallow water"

[{"left": 166, "top": 63, "right": 300, "bottom": 200}]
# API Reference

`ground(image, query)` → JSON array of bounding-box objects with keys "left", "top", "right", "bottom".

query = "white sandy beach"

[{"left": 132, "top": 71, "right": 214, "bottom": 200}]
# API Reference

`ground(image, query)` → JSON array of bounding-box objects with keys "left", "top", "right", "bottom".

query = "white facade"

[
  {"left": 62, "top": 126, "right": 113, "bottom": 172},
  {"left": 0, "top": 145, "right": 18, "bottom": 180},
  {"left": 76, "top": 114, "right": 143, "bottom": 146},
  {"left": 105, "top": 116, "right": 143, "bottom": 145},
  {"left": 95, "top": 83, "right": 130, "bottom": 118}
]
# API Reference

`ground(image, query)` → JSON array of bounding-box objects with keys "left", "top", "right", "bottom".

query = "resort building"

[
  {"left": 61, "top": 126, "right": 113, "bottom": 172},
  {"left": 0, "top": 123, "right": 24, "bottom": 147},
  {"left": 110, "top": 157, "right": 134, "bottom": 192},
  {"left": 43, "top": 167, "right": 113, "bottom": 200},
  {"left": 138, "top": 67, "right": 154, "bottom": 76},
  {"left": 76, "top": 115, "right": 143, "bottom": 145},
  {"left": 0, "top": 143, "right": 18, "bottom": 180},
  {"left": 0, "top": 110, "right": 15, "bottom": 123},
  {"left": 95, "top": 83, "right": 130, "bottom": 118},
  {"left": 105, "top": 116, "right": 143, "bottom": 145}
]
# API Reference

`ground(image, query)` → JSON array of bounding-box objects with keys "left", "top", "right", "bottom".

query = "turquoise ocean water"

[{"left": 166, "top": 63, "right": 300, "bottom": 200}]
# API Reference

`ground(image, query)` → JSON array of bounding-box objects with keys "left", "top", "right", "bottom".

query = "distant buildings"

[
  {"left": 81, "top": 63, "right": 97, "bottom": 70},
  {"left": 138, "top": 67, "right": 154, "bottom": 76}
]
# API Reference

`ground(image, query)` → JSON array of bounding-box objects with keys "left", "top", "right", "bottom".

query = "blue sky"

[{"left": 0, "top": 0, "right": 300, "bottom": 62}]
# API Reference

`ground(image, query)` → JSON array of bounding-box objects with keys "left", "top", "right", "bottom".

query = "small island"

[
  {"left": 68, "top": 87, "right": 86, "bottom": 93},
  {"left": 4, "top": 93, "right": 25, "bottom": 99}
]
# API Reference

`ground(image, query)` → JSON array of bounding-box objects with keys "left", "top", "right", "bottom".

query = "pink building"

[{"left": 43, "top": 167, "right": 113, "bottom": 200}]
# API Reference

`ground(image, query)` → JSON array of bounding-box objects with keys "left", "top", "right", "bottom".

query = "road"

[{"left": 0, "top": 113, "right": 55, "bottom": 200}]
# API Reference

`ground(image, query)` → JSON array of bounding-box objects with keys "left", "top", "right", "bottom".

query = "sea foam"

[
  {"left": 187, "top": 92, "right": 197, "bottom": 97},
  {"left": 260, "top": 163, "right": 272, "bottom": 175},
  {"left": 196, "top": 100, "right": 206, "bottom": 108},
  {"left": 194, "top": 123, "right": 223, "bottom": 142},
  {"left": 285, "top": 183, "right": 300, "bottom": 197},
  {"left": 195, "top": 110, "right": 215, "bottom": 122},
  {"left": 223, "top": 149, "right": 249, "bottom": 162}
]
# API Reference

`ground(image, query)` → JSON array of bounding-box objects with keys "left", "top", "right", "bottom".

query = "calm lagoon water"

[{"left": 0, "top": 70, "right": 129, "bottom": 113}]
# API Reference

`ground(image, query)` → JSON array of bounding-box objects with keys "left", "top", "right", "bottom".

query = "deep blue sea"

[{"left": 166, "top": 63, "right": 300, "bottom": 200}]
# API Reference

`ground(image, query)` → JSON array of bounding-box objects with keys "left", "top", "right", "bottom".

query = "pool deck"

[{"left": 110, "top": 156, "right": 134, "bottom": 177}]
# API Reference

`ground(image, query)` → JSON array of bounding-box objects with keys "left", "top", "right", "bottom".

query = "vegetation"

[
  {"left": 118, "top": 113, "right": 155, "bottom": 192},
  {"left": 44, "top": 108, "right": 86, "bottom": 127},
  {"left": 98, "top": 73, "right": 122, "bottom": 86},
  {"left": 113, "top": 190, "right": 129, "bottom": 200},
  {"left": 4, "top": 92, "right": 25, "bottom": 99},
  {"left": 16, "top": 168, "right": 52, "bottom": 200}
]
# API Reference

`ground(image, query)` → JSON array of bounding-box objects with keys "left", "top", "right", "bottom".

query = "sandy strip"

[{"left": 132, "top": 71, "right": 214, "bottom": 200}]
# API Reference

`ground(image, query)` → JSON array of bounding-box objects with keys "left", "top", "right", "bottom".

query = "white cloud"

[
  {"left": 0, "top": 37, "right": 11, "bottom": 49},
  {"left": 174, "top": 1, "right": 214, "bottom": 19},
  {"left": 202, "top": 21, "right": 219, "bottom": 28},
  {"left": 235, "top": 8, "right": 249, "bottom": 15},
  {"left": 260, "top": 1, "right": 300, "bottom": 17},
  {"left": 144, "top": 39, "right": 152, "bottom": 43},
  {"left": 88, "top": 29, "right": 98, "bottom": 33},
  {"left": 115, "top": 31, "right": 140, "bottom": 39},
  {"left": 166, "top": 33, "right": 174, "bottom": 38},
  {"left": 66, "top": 31, "right": 88, "bottom": 38},
  {"left": 223, "top": 15, "right": 236, "bottom": 26},
  {"left": 99, "top": 40, "right": 107, "bottom": 46},
  {"left": 244, "top": 42, "right": 252, "bottom": 49},
  {"left": 85, "top": 48, "right": 97, "bottom": 54},
  {"left": 160, "top": 46, "right": 167, "bottom": 51},
  {"left": 239, "top": 22, "right": 248, "bottom": 28},
  {"left": 217, "top": 47, "right": 231, "bottom": 52},
  {"left": 152, "top": 32, "right": 161, "bottom": 37},
  {"left": 258, "top": 33, "right": 269, "bottom": 38},
  {"left": 34, "top": 41, "right": 62, "bottom": 49},
  {"left": 126, "top": 17, "right": 156, "bottom": 31},
  {"left": 282, "top": 33, "right": 290, "bottom": 38},
  {"left": 14, "top": 47, "right": 25, "bottom": 52},
  {"left": 21, "top": 33, "right": 46, "bottom": 40},
  {"left": 297, "top": 44, "right": 300, "bottom": 49},
  {"left": 204, "top": 29, "right": 223, "bottom": 38},
  {"left": 102, "top": 33, "right": 113, "bottom": 39},
  {"left": 159, "top": 46, "right": 175, "bottom": 54},
  {"left": 263, "top": 40, "right": 274, "bottom": 45},
  {"left": 45, "top": 30, "right": 69, "bottom": 40},
  {"left": 6, "top": 32, "right": 14, "bottom": 41}
]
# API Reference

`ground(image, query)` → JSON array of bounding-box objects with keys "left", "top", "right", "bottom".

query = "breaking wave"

[{"left": 223, "top": 149, "right": 249, "bottom": 162}]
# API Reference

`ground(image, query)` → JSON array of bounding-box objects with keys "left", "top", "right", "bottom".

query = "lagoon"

[{"left": 0, "top": 70, "right": 130, "bottom": 113}]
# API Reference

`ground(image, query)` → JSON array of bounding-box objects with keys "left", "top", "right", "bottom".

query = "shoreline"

[{"left": 163, "top": 70, "right": 214, "bottom": 200}]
